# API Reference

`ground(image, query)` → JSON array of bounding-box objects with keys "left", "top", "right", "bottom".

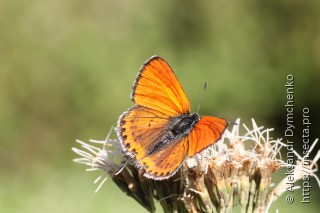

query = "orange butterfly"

[{"left": 117, "top": 56, "right": 228, "bottom": 180}]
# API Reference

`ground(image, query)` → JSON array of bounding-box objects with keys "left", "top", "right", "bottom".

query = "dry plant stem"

[
  {"left": 182, "top": 193, "right": 198, "bottom": 213},
  {"left": 239, "top": 174, "right": 250, "bottom": 213},
  {"left": 188, "top": 173, "right": 214, "bottom": 212},
  {"left": 204, "top": 178, "right": 219, "bottom": 213},
  {"left": 138, "top": 172, "right": 156, "bottom": 212},
  {"left": 256, "top": 173, "right": 271, "bottom": 212},
  {"left": 151, "top": 173, "right": 185, "bottom": 213},
  {"left": 247, "top": 179, "right": 257, "bottom": 213},
  {"left": 111, "top": 164, "right": 155, "bottom": 212}
]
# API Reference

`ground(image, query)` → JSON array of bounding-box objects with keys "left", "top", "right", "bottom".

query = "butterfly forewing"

[{"left": 132, "top": 56, "right": 190, "bottom": 116}]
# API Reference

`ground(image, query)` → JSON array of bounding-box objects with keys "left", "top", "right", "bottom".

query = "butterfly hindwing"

[
  {"left": 140, "top": 137, "right": 189, "bottom": 180},
  {"left": 118, "top": 106, "right": 190, "bottom": 179},
  {"left": 118, "top": 106, "right": 171, "bottom": 161},
  {"left": 188, "top": 116, "right": 227, "bottom": 156}
]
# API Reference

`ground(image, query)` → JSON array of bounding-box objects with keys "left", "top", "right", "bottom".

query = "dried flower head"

[{"left": 73, "top": 119, "right": 319, "bottom": 212}]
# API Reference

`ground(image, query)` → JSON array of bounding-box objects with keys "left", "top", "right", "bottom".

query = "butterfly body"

[
  {"left": 147, "top": 113, "right": 200, "bottom": 156},
  {"left": 169, "top": 113, "right": 200, "bottom": 139},
  {"left": 117, "top": 56, "right": 228, "bottom": 180}
]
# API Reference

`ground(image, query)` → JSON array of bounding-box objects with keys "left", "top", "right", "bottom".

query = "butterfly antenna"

[{"left": 196, "top": 82, "right": 207, "bottom": 113}]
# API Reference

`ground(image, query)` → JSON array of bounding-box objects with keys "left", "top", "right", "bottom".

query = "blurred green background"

[{"left": 1, "top": 0, "right": 319, "bottom": 212}]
